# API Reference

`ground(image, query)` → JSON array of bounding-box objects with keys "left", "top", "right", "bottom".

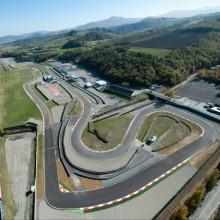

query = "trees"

[
  {"left": 205, "top": 169, "right": 220, "bottom": 191},
  {"left": 198, "top": 68, "right": 220, "bottom": 84},
  {"left": 170, "top": 205, "right": 189, "bottom": 220},
  {"left": 121, "top": 82, "right": 130, "bottom": 88},
  {"left": 60, "top": 41, "right": 219, "bottom": 88},
  {"left": 62, "top": 39, "right": 84, "bottom": 49},
  {"left": 165, "top": 89, "right": 175, "bottom": 97},
  {"left": 184, "top": 185, "right": 206, "bottom": 215}
]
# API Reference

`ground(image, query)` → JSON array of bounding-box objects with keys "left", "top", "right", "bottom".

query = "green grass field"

[
  {"left": 138, "top": 112, "right": 202, "bottom": 151},
  {"left": 0, "top": 65, "right": 41, "bottom": 127},
  {"left": 129, "top": 47, "right": 171, "bottom": 57},
  {"left": 82, "top": 114, "right": 133, "bottom": 151}
]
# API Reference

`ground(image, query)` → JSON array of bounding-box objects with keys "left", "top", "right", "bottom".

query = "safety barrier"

[{"left": 0, "top": 123, "right": 37, "bottom": 137}]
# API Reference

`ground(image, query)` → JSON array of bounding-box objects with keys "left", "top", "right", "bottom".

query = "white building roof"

[
  {"left": 85, "top": 82, "right": 93, "bottom": 87},
  {"left": 210, "top": 106, "right": 220, "bottom": 113},
  {"left": 96, "top": 80, "right": 107, "bottom": 86},
  {"left": 43, "top": 75, "right": 53, "bottom": 79}
]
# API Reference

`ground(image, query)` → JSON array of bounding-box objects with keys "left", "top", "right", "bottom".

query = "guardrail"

[
  {"left": 93, "top": 100, "right": 150, "bottom": 119},
  {"left": 70, "top": 82, "right": 103, "bottom": 104}
]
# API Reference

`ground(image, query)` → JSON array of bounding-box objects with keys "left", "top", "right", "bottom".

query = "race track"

[{"left": 25, "top": 80, "right": 218, "bottom": 210}]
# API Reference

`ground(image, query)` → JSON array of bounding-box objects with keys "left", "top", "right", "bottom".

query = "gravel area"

[{"left": 5, "top": 132, "right": 35, "bottom": 220}]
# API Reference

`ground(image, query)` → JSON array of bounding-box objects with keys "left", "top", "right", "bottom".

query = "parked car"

[{"left": 146, "top": 136, "right": 157, "bottom": 145}]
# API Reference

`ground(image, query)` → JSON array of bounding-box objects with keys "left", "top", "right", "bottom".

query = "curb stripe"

[{"left": 81, "top": 160, "right": 188, "bottom": 212}]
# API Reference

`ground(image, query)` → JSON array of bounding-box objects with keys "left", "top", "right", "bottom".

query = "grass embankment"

[
  {"left": 0, "top": 140, "right": 17, "bottom": 219},
  {"left": 0, "top": 65, "right": 41, "bottom": 127},
  {"left": 82, "top": 114, "right": 133, "bottom": 151},
  {"left": 138, "top": 112, "right": 202, "bottom": 151},
  {"left": 129, "top": 47, "right": 170, "bottom": 57},
  {"left": 68, "top": 100, "right": 83, "bottom": 116},
  {"left": 36, "top": 135, "right": 44, "bottom": 199}
]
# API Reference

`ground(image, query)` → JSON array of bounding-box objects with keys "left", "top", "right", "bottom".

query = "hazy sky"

[{"left": 1, "top": 0, "right": 220, "bottom": 36}]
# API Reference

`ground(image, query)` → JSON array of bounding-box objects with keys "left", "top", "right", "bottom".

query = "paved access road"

[{"left": 25, "top": 79, "right": 218, "bottom": 209}]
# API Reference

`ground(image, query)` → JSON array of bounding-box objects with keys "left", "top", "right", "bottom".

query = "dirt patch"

[
  {"left": 57, "top": 161, "right": 77, "bottom": 192},
  {"left": 189, "top": 142, "right": 220, "bottom": 168},
  {"left": 37, "top": 135, "right": 45, "bottom": 199},
  {"left": 77, "top": 175, "right": 103, "bottom": 191}
]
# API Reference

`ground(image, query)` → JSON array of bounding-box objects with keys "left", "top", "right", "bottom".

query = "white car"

[{"left": 146, "top": 136, "right": 157, "bottom": 145}]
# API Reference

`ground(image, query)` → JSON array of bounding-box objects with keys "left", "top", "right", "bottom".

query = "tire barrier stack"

[{"left": 0, "top": 123, "right": 37, "bottom": 137}]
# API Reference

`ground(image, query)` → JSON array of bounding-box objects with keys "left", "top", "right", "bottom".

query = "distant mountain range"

[
  {"left": 0, "top": 30, "right": 69, "bottom": 45},
  {"left": 1, "top": 6, "right": 220, "bottom": 45},
  {"left": 76, "top": 16, "right": 142, "bottom": 30},
  {"left": 159, "top": 6, "right": 220, "bottom": 18},
  {"left": 0, "top": 31, "right": 51, "bottom": 45}
]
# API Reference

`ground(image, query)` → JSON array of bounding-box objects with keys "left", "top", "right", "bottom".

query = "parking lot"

[{"left": 177, "top": 78, "right": 220, "bottom": 104}]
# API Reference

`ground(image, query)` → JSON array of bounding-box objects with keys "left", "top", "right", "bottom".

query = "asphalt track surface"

[{"left": 26, "top": 80, "right": 218, "bottom": 209}]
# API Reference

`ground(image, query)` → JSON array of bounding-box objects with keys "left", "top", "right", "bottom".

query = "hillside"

[
  {"left": 112, "top": 17, "right": 180, "bottom": 34},
  {"left": 131, "top": 28, "right": 214, "bottom": 49},
  {"left": 111, "top": 12, "right": 220, "bottom": 35},
  {"left": 9, "top": 28, "right": 119, "bottom": 49},
  {"left": 0, "top": 31, "right": 51, "bottom": 45},
  {"left": 112, "top": 16, "right": 220, "bottom": 49},
  {"left": 2, "top": 12, "right": 220, "bottom": 89}
]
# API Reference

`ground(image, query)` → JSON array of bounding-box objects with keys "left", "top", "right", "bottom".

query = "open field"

[
  {"left": 0, "top": 140, "right": 17, "bottom": 220},
  {"left": 82, "top": 114, "right": 133, "bottom": 151},
  {"left": 0, "top": 65, "right": 41, "bottom": 127},
  {"left": 129, "top": 47, "right": 170, "bottom": 57},
  {"left": 138, "top": 112, "right": 202, "bottom": 151}
]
